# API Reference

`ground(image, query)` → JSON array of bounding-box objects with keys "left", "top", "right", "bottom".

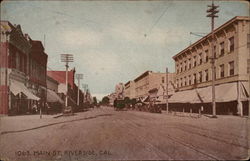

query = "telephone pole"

[
  {"left": 207, "top": 0, "right": 219, "bottom": 118},
  {"left": 76, "top": 74, "right": 83, "bottom": 106},
  {"left": 166, "top": 67, "right": 169, "bottom": 113},
  {"left": 61, "top": 54, "right": 74, "bottom": 108}
]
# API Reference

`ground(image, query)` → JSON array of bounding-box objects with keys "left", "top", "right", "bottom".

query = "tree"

[
  {"left": 101, "top": 96, "right": 110, "bottom": 105},
  {"left": 93, "top": 97, "right": 97, "bottom": 105}
]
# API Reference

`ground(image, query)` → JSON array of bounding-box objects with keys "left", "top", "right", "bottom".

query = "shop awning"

[
  {"left": 47, "top": 89, "right": 64, "bottom": 104},
  {"left": 168, "top": 82, "right": 249, "bottom": 104},
  {"left": 168, "top": 88, "right": 201, "bottom": 103},
  {"left": 10, "top": 80, "right": 40, "bottom": 100}
]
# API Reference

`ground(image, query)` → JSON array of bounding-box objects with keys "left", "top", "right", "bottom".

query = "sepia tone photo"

[{"left": 0, "top": 0, "right": 249, "bottom": 160}]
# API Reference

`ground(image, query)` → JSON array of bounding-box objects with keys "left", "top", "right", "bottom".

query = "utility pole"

[
  {"left": 76, "top": 74, "right": 83, "bottom": 106},
  {"left": 207, "top": 0, "right": 219, "bottom": 118},
  {"left": 166, "top": 67, "right": 169, "bottom": 113},
  {"left": 61, "top": 54, "right": 74, "bottom": 108},
  {"left": 82, "top": 84, "right": 88, "bottom": 103}
]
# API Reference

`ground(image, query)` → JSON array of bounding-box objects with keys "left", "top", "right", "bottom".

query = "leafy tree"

[
  {"left": 101, "top": 96, "right": 110, "bottom": 105},
  {"left": 93, "top": 97, "right": 97, "bottom": 105}
]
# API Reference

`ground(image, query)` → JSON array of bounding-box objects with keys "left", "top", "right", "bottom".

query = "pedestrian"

[
  {"left": 32, "top": 103, "right": 38, "bottom": 114},
  {"left": 45, "top": 102, "right": 50, "bottom": 114}
]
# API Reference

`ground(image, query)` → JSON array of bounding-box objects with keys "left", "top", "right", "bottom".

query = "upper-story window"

[
  {"left": 184, "top": 60, "right": 187, "bottom": 71},
  {"left": 220, "top": 64, "right": 225, "bottom": 78},
  {"left": 184, "top": 76, "right": 186, "bottom": 86},
  {"left": 213, "top": 45, "right": 217, "bottom": 58},
  {"left": 205, "top": 69, "right": 209, "bottom": 81},
  {"left": 162, "top": 77, "right": 165, "bottom": 83},
  {"left": 199, "top": 53, "right": 202, "bottom": 65},
  {"left": 193, "top": 73, "right": 197, "bottom": 84},
  {"left": 205, "top": 50, "right": 209, "bottom": 63},
  {"left": 229, "top": 36, "right": 234, "bottom": 53},
  {"left": 16, "top": 52, "right": 20, "bottom": 71},
  {"left": 247, "top": 34, "right": 250, "bottom": 48},
  {"left": 220, "top": 41, "right": 225, "bottom": 56},
  {"left": 229, "top": 61, "right": 234, "bottom": 76},
  {"left": 199, "top": 71, "right": 202, "bottom": 83},
  {"left": 193, "top": 56, "right": 196, "bottom": 67},
  {"left": 188, "top": 58, "right": 191, "bottom": 69},
  {"left": 189, "top": 75, "right": 191, "bottom": 85},
  {"left": 180, "top": 63, "right": 182, "bottom": 72},
  {"left": 176, "top": 64, "right": 179, "bottom": 74}
]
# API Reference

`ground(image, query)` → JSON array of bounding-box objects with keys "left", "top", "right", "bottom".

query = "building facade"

[
  {"left": 133, "top": 71, "right": 175, "bottom": 100},
  {"left": 124, "top": 81, "right": 135, "bottom": 99},
  {"left": 0, "top": 21, "right": 44, "bottom": 115},
  {"left": 172, "top": 16, "right": 250, "bottom": 115},
  {"left": 47, "top": 69, "right": 82, "bottom": 107}
]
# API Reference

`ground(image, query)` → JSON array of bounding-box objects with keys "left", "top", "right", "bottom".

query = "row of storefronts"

[
  {"left": 0, "top": 21, "right": 91, "bottom": 115},
  {"left": 117, "top": 16, "right": 250, "bottom": 116}
]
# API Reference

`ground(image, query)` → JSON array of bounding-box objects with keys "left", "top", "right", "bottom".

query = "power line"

[{"left": 144, "top": 2, "right": 172, "bottom": 37}]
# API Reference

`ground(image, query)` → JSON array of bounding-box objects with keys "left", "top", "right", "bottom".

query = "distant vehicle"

[{"left": 114, "top": 99, "right": 125, "bottom": 111}]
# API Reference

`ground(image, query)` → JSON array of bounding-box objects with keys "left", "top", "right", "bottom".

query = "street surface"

[{"left": 0, "top": 106, "right": 249, "bottom": 161}]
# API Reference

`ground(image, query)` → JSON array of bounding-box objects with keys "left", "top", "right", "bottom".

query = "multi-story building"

[
  {"left": 171, "top": 16, "right": 250, "bottom": 116},
  {"left": 0, "top": 21, "right": 43, "bottom": 115},
  {"left": 115, "top": 82, "right": 124, "bottom": 100},
  {"left": 47, "top": 76, "right": 59, "bottom": 92},
  {"left": 28, "top": 39, "right": 48, "bottom": 104},
  {"left": 133, "top": 71, "right": 175, "bottom": 100},
  {"left": 47, "top": 69, "right": 83, "bottom": 107},
  {"left": 124, "top": 81, "right": 135, "bottom": 99},
  {"left": 46, "top": 75, "right": 64, "bottom": 106}
]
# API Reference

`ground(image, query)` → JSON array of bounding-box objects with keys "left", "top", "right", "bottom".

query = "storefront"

[{"left": 168, "top": 81, "right": 249, "bottom": 116}]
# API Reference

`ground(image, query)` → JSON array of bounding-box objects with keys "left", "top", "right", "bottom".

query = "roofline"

[
  {"left": 172, "top": 16, "right": 250, "bottom": 60},
  {"left": 134, "top": 70, "right": 152, "bottom": 82}
]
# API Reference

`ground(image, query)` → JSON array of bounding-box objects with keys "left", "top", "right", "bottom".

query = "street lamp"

[
  {"left": 61, "top": 54, "right": 74, "bottom": 108},
  {"left": 76, "top": 74, "right": 83, "bottom": 106}
]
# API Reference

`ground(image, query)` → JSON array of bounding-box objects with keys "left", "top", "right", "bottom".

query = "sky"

[{"left": 1, "top": 0, "right": 249, "bottom": 100}]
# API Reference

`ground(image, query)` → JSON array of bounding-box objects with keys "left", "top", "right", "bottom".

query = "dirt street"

[{"left": 0, "top": 106, "right": 249, "bottom": 161}]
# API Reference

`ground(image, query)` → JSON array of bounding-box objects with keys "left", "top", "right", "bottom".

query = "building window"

[
  {"left": 193, "top": 56, "right": 196, "bottom": 67},
  {"left": 188, "top": 58, "right": 191, "bottom": 69},
  {"left": 16, "top": 52, "right": 20, "bottom": 70},
  {"left": 220, "top": 64, "right": 225, "bottom": 78},
  {"left": 199, "top": 53, "right": 202, "bottom": 65},
  {"left": 199, "top": 71, "right": 202, "bottom": 83},
  {"left": 184, "top": 61, "right": 187, "bottom": 71},
  {"left": 180, "top": 63, "right": 182, "bottom": 72},
  {"left": 189, "top": 75, "right": 191, "bottom": 85},
  {"left": 162, "top": 77, "right": 164, "bottom": 83},
  {"left": 205, "top": 50, "right": 209, "bottom": 63},
  {"left": 229, "top": 36, "right": 234, "bottom": 53},
  {"left": 220, "top": 42, "right": 225, "bottom": 56},
  {"left": 176, "top": 79, "right": 179, "bottom": 88},
  {"left": 184, "top": 76, "right": 186, "bottom": 86},
  {"left": 214, "top": 45, "right": 217, "bottom": 58},
  {"left": 229, "top": 61, "right": 234, "bottom": 76},
  {"left": 193, "top": 73, "right": 197, "bottom": 84},
  {"left": 248, "top": 34, "right": 250, "bottom": 48},
  {"left": 205, "top": 69, "right": 209, "bottom": 81},
  {"left": 176, "top": 65, "right": 179, "bottom": 74}
]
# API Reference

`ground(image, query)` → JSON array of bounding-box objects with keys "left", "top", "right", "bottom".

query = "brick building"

[
  {"left": 47, "top": 69, "right": 83, "bottom": 107},
  {"left": 170, "top": 16, "right": 250, "bottom": 116},
  {"left": 0, "top": 21, "right": 46, "bottom": 115}
]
